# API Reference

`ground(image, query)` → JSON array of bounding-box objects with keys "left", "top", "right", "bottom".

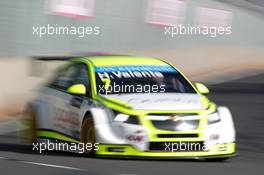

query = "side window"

[
  {"left": 50, "top": 63, "right": 90, "bottom": 94},
  {"left": 51, "top": 64, "right": 80, "bottom": 90},
  {"left": 74, "top": 64, "right": 90, "bottom": 89}
]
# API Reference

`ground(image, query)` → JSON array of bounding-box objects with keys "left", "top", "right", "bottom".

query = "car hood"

[{"left": 101, "top": 93, "right": 208, "bottom": 111}]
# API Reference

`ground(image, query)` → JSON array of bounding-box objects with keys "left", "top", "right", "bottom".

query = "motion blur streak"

[
  {"left": 0, "top": 74, "right": 264, "bottom": 175},
  {"left": 0, "top": 0, "right": 264, "bottom": 175}
]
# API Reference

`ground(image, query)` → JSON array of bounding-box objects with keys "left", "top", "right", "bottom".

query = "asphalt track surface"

[{"left": 0, "top": 74, "right": 264, "bottom": 175}]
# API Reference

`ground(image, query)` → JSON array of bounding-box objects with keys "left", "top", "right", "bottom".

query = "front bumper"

[{"left": 96, "top": 142, "right": 236, "bottom": 159}]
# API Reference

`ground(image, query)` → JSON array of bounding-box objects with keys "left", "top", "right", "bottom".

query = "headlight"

[
  {"left": 114, "top": 114, "right": 130, "bottom": 122},
  {"left": 208, "top": 112, "right": 221, "bottom": 124},
  {"left": 114, "top": 113, "right": 140, "bottom": 125}
]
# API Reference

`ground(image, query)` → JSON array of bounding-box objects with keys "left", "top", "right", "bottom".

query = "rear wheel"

[
  {"left": 80, "top": 116, "right": 96, "bottom": 157},
  {"left": 22, "top": 106, "right": 37, "bottom": 144}
]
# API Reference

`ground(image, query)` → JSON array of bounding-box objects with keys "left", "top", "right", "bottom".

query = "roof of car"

[{"left": 81, "top": 56, "right": 169, "bottom": 66}]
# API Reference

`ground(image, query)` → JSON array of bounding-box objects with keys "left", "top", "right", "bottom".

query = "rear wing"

[
  {"left": 32, "top": 52, "right": 130, "bottom": 61},
  {"left": 30, "top": 56, "right": 75, "bottom": 77},
  {"left": 30, "top": 53, "right": 129, "bottom": 76},
  {"left": 33, "top": 56, "right": 76, "bottom": 61}
]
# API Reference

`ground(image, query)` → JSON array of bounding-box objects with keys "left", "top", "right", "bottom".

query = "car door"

[
  {"left": 45, "top": 63, "right": 82, "bottom": 139},
  {"left": 64, "top": 63, "right": 92, "bottom": 139}
]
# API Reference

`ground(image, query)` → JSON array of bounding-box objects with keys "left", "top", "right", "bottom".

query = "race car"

[{"left": 25, "top": 55, "right": 236, "bottom": 160}]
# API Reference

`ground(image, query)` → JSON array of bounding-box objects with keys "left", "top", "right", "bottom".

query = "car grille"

[
  {"left": 149, "top": 142, "right": 205, "bottom": 152},
  {"left": 157, "top": 133, "right": 199, "bottom": 138},
  {"left": 150, "top": 116, "right": 200, "bottom": 131}
]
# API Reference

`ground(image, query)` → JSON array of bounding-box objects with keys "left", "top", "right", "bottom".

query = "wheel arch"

[{"left": 82, "top": 110, "right": 93, "bottom": 125}]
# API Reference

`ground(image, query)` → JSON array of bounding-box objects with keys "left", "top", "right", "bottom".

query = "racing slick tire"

[
  {"left": 22, "top": 106, "right": 37, "bottom": 144},
  {"left": 80, "top": 115, "right": 96, "bottom": 157}
]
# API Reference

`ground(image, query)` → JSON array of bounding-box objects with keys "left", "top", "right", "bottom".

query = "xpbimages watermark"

[
  {"left": 164, "top": 142, "right": 206, "bottom": 152},
  {"left": 164, "top": 24, "right": 232, "bottom": 38},
  {"left": 32, "top": 140, "right": 99, "bottom": 154},
  {"left": 32, "top": 24, "right": 100, "bottom": 38},
  {"left": 98, "top": 82, "right": 166, "bottom": 95}
]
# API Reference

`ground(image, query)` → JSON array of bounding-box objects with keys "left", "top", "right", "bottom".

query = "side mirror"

[
  {"left": 67, "top": 84, "right": 86, "bottom": 95},
  {"left": 195, "top": 83, "right": 210, "bottom": 94}
]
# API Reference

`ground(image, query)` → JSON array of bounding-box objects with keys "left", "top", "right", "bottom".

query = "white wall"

[{"left": 1, "top": 47, "right": 264, "bottom": 116}]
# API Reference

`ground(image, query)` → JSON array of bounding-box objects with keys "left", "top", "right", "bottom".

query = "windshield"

[{"left": 95, "top": 65, "right": 196, "bottom": 95}]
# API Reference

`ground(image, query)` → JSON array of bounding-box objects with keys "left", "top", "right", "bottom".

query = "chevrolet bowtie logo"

[{"left": 170, "top": 115, "right": 181, "bottom": 122}]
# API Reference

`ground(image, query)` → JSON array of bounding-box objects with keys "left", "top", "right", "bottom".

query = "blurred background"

[
  {"left": 0, "top": 0, "right": 264, "bottom": 117},
  {"left": 0, "top": 1, "right": 263, "bottom": 174}
]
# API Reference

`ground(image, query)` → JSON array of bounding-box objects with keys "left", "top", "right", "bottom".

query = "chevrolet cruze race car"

[{"left": 25, "top": 55, "right": 236, "bottom": 161}]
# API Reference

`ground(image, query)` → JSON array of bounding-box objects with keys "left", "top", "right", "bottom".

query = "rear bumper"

[{"left": 96, "top": 142, "right": 236, "bottom": 159}]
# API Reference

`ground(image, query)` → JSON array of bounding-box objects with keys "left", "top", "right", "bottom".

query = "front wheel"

[
  {"left": 21, "top": 106, "right": 36, "bottom": 144},
  {"left": 80, "top": 117, "right": 96, "bottom": 157}
]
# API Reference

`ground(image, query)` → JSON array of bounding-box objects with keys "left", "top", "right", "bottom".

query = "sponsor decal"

[
  {"left": 126, "top": 135, "right": 145, "bottom": 142},
  {"left": 170, "top": 115, "right": 181, "bottom": 122},
  {"left": 95, "top": 65, "right": 175, "bottom": 94},
  {"left": 95, "top": 65, "right": 177, "bottom": 73}
]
